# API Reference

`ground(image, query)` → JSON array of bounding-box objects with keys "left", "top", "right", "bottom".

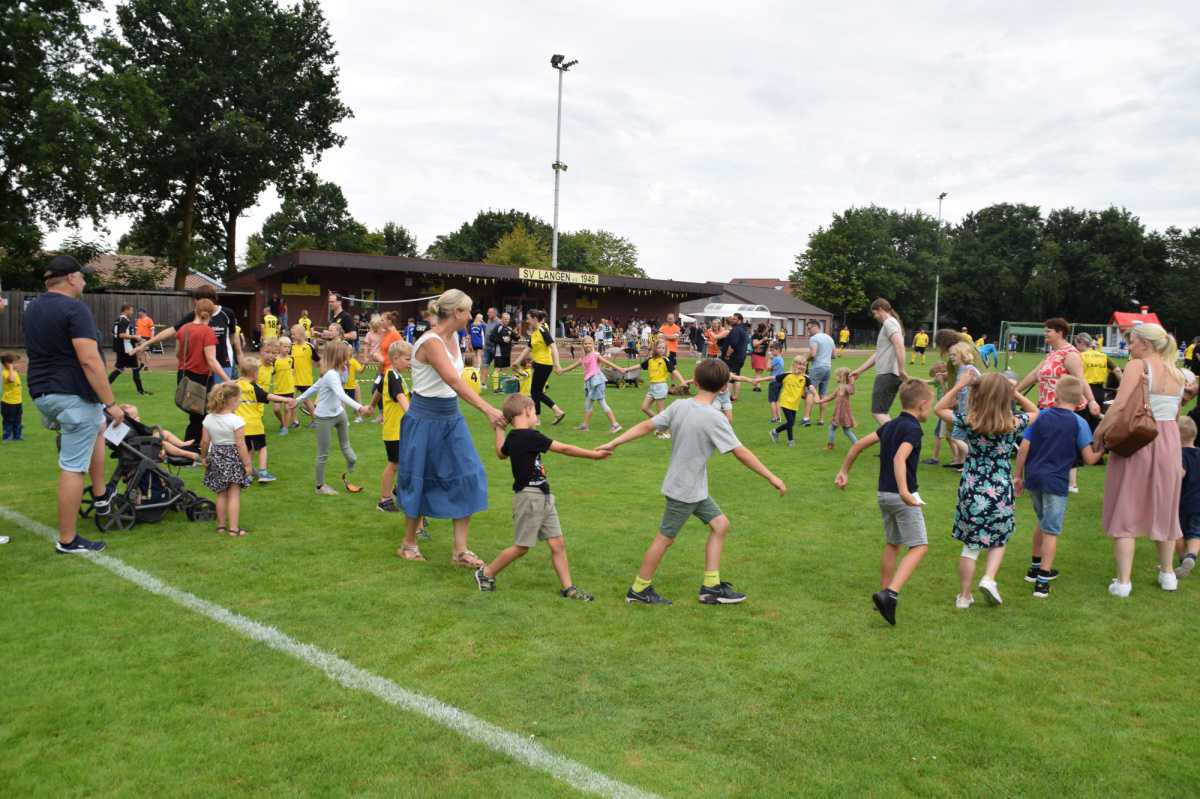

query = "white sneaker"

[
  {"left": 315, "top": 484, "right": 338, "bottom": 496},
  {"left": 978, "top": 578, "right": 1003, "bottom": 605},
  {"left": 1068, "top": 485, "right": 1079, "bottom": 494},
  {"left": 0, "top": 535, "right": 9, "bottom": 545},
  {"left": 1108, "top": 579, "right": 1132, "bottom": 598},
  {"left": 1158, "top": 570, "right": 1179, "bottom": 591},
  {"left": 955, "top": 594, "right": 974, "bottom": 609}
]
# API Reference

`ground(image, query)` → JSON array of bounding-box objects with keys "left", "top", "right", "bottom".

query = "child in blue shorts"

[
  {"left": 767, "top": 342, "right": 785, "bottom": 423},
  {"left": 1014, "top": 375, "right": 1101, "bottom": 597},
  {"left": 1175, "top": 416, "right": 1200, "bottom": 577}
]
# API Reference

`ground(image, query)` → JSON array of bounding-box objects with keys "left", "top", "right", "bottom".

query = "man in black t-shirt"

[
  {"left": 473, "top": 393, "right": 608, "bottom": 600},
  {"left": 108, "top": 303, "right": 147, "bottom": 394},
  {"left": 323, "top": 293, "right": 357, "bottom": 342},
  {"left": 25, "top": 256, "right": 124, "bottom": 554}
]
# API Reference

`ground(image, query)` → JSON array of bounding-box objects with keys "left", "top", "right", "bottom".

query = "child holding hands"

[
  {"left": 200, "top": 382, "right": 253, "bottom": 536},
  {"left": 558, "top": 336, "right": 629, "bottom": 432},
  {"left": 294, "top": 341, "right": 372, "bottom": 495}
]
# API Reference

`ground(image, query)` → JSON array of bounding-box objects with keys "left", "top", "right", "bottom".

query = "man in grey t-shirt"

[
  {"left": 598, "top": 358, "right": 786, "bottom": 606},
  {"left": 805, "top": 322, "right": 836, "bottom": 425},
  {"left": 850, "top": 298, "right": 909, "bottom": 425}
]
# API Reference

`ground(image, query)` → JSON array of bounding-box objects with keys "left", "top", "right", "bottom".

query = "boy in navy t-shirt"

[
  {"left": 1014, "top": 375, "right": 1101, "bottom": 597},
  {"left": 1175, "top": 416, "right": 1200, "bottom": 578},
  {"left": 836, "top": 379, "right": 934, "bottom": 626}
]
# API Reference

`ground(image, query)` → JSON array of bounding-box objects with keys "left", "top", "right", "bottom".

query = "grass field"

[{"left": 1, "top": 352, "right": 1196, "bottom": 798}]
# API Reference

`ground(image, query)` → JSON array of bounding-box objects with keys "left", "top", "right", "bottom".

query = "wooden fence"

[{"left": 0, "top": 290, "right": 196, "bottom": 348}]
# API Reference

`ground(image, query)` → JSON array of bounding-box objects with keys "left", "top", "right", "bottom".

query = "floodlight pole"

[
  {"left": 548, "top": 56, "right": 574, "bottom": 335},
  {"left": 932, "top": 192, "right": 948, "bottom": 333}
]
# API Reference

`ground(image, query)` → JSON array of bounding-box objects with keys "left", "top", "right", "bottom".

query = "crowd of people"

[{"left": 14, "top": 257, "right": 1200, "bottom": 623}]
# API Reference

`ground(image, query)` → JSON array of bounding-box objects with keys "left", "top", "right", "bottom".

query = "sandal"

[
  {"left": 553, "top": 412, "right": 567, "bottom": 425},
  {"left": 234, "top": 528, "right": 249, "bottom": 537},
  {"left": 560, "top": 585, "right": 594, "bottom": 602},
  {"left": 342, "top": 473, "right": 363, "bottom": 494},
  {"left": 216, "top": 525, "right": 226, "bottom": 535},
  {"left": 397, "top": 544, "right": 426, "bottom": 561},
  {"left": 450, "top": 549, "right": 484, "bottom": 568}
]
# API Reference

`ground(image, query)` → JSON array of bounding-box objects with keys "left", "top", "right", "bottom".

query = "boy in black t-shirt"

[
  {"left": 474, "top": 393, "right": 610, "bottom": 600},
  {"left": 835, "top": 380, "right": 934, "bottom": 626}
]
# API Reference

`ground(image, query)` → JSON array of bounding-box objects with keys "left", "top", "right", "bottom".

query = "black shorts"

[
  {"left": 346, "top": 387, "right": 358, "bottom": 401},
  {"left": 384, "top": 439, "right": 399, "bottom": 463},
  {"left": 494, "top": 352, "right": 511, "bottom": 368},
  {"left": 667, "top": 352, "right": 677, "bottom": 372},
  {"left": 114, "top": 351, "right": 138, "bottom": 369},
  {"left": 294, "top": 385, "right": 310, "bottom": 396},
  {"left": 725, "top": 358, "right": 744, "bottom": 375},
  {"left": 245, "top": 434, "right": 267, "bottom": 452},
  {"left": 914, "top": 346, "right": 926, "bottom": 354}
]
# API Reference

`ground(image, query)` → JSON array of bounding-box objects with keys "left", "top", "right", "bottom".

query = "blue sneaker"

[
  {"left": 626, "top": 585, "right": 672, "bottom": 605},
  {"left": 278, "top": 427, "right": 289, "bottom": 437},
  {"left": 256, "top": 470, "right": 277, "bottom": 483},
  {"left": 56, "top": 534, "right": 106, "bottom": 554}
]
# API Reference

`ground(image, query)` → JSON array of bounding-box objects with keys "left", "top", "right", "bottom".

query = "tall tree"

[
  {"left": 1, "top": 0, "right": 112, "bottom": 270},
  {"left": 483, "top": 223, "right": 550, "bottom": 268},
  {"left": 557, "top": 229, "right": 645, "bottom": 277},
  {"left": 379, "top": 222, "right": 418, "bottom": 257},
  {"left": 426, "top": 210, "right": 552, "bottom": 262},
  {"left": 244, "top": 174, "right": 373, "bottom": 265},
  {"left": 96, "top": 0, "right": 350, "bottom": 288}
]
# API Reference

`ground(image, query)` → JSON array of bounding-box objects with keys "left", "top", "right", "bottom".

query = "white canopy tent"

[
  {"left": 678, "top": 314, "right": 697, "bottom": 324},
  {"left": 692, "top": 302, "right": 776, "bottom": 321}
]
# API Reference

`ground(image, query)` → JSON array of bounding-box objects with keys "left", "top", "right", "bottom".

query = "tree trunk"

[
  {"left": 173, "top": 170, "right": 199, "bottom": 291},
  {"left": 223, "top": 209, "right": 238, "bottom": 280}
]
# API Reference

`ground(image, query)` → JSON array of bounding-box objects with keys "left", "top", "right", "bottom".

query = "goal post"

[{"left": 999, "top": 320, "right": 1114, "bottom": 369}]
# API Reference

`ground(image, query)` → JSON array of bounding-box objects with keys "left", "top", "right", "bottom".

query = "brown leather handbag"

[
  {"left": 1095, "top": 365, "right": 1157, "bottom": 457},
  {"left": 173, "top": 326, "right": 209, "bottom": 416}
]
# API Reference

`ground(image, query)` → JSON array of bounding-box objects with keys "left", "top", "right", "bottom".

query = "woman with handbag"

[
  {"left": 176, "top": 299, "right": 228, "bottom": 449},
  {"left": 1098, "top": 323, "right": 1196, "bottom": 597}
]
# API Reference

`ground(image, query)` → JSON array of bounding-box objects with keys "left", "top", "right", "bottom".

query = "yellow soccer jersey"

[
  {"left": 1081, "top": 348, "right": 1109, "bottom": 385},
  {"left": 530, "top": 326, "right": 554, "bottom": 366},
  {"left": 299, "top": 316, "right": 313, "bottom": 335},
  {"left": 262, "top": 314, "right": 280, "bottom": 340},
  {"left": 344, "top": 357, "right": 362, "bottom": 391},
  {"left": 779, "top": 373, "right": 809, "bottom": 411},
  {"left": 641, "top": 356, "right": 669, "bottom": 384},
  {"left": 273, "top": 355, "right": 295, "bottom": 394},
  {"left": 382, "top": 370, "right": 409, "bottom": 442},
  {"left": 256, "top": 365, "right": 272, "bottom": 395},
  {"left": 839, "top": 328, "right": 850, "bottom": 344},
  {"left": 2, "top": 366, "right": 21, "bottom": 405},
  {"left": 461, "top": 365, "right": 482, "bottom": 395},
  {"left": 236, "top": 378, "right": 269, "bottom": 436},
  {"left": 914, "top": 332, "right": 929, "bottom": 349},
  {"left": 291, "top": 342, "right": 315, "bottom": 387}
]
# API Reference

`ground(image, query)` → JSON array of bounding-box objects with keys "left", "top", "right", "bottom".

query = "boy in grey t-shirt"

[{"left": 599, "top": 359, "right": 787, "bottom": 606}]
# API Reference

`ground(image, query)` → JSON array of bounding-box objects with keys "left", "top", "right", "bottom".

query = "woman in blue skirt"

[{"left": 397, "top": 289, "right": 506, "bottom": 566}]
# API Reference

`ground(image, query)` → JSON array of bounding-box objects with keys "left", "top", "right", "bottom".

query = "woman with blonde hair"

[
  {"left": 944, "top": 341, "right": 981, "bottom": 470},
  {"left": 1100, "top": 323, "right": 1197, "bottom": 597},
  {"left": 396, "top": 289, "right": 505, "bottom": 566}
]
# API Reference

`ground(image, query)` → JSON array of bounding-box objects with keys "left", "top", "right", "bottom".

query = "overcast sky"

[{"left": 73, "top": 1, "right": 1200, "bottom": 283}]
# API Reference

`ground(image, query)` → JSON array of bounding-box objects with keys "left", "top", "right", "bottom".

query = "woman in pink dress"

[
  {"left": 1100, "top": 323, "right": 1197, "bottom": 597},
  {"left": 1016, "top": 317, "right": 1101, "bottom": 491}
]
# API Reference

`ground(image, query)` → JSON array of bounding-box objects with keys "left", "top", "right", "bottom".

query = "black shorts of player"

[
  {"left": 384, "top": 439, "right": 399, "bottom": 463},
  {"left": 115, "top": 351, "right": 139, "bottom": 370},
  {"left": 294, "top": 385, "right": 310, "bottom": 397},
  {"left": 914, "top": 346, "right": 926, "bottom": 354},
  {"left": 245, "top": 433, "right": 267, "bottom": 452},
  {"left": 346, "top": 387, "right": 358, "bottom": 401},
  {"left": 493, "top": 353, "right": 511, "bottom": 368},
  {"left": 667, "top": 352, "right": 677, "bottom": 372}
]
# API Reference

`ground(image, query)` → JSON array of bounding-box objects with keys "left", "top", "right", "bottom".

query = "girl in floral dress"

[{"left": 934, "top": 373, "right": 1039, "bottom": 608}]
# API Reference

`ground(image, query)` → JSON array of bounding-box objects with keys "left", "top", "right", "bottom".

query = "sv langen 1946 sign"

[{"left": 518, "top": 267, "right": 599, "bottom": 286}]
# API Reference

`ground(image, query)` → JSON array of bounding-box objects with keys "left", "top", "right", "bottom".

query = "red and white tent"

[{"left": 1106, "top": 306, "right": 1162, "bottom": 350}]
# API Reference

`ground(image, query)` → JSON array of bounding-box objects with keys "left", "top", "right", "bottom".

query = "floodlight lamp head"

[
  {"left": 937, "top": 191, "right": 948, "bottom": 200},
  {"left": 551, "top": 54, "right": 565, "bottom": 67}
]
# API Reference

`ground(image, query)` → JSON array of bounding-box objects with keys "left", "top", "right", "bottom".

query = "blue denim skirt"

[{"left": 395, "top": 394, "right": 488, "bottom": 519}]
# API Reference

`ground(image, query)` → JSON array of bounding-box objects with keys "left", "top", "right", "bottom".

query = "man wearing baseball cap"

[{"left": 24, "top": 255, "right": 125, "bottom": 554}]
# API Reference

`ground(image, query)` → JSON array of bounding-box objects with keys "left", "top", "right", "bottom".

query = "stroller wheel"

[
  {"left": 79, "top": 486, "right": 96, "bottom": 518},
  {"left": 95, "top": 496, "right": 136, "bottom": 533},
  {"left": 187, "top": 499, "right": 217, "bottom": 522}
]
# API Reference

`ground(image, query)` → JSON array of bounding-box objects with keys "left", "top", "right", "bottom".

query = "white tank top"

[
  {"left": 411, "top": 331, "right": 463, "bottom": 398},
  {"left": 1145, "top": 362, "right": 1185, "bottom": 421}
]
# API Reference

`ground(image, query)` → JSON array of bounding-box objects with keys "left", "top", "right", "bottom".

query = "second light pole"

[
  {"left": 932, "top": 191, "right": 948, "bottom": 334},
  {"left": 548, "top": 54, "right": 578, "bottom": 335}
]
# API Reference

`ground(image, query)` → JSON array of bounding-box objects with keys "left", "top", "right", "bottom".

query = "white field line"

[{"left": 1, "top": 506, "right": 661, "bottom": 799}]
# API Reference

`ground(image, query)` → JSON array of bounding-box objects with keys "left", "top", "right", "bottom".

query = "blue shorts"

[
  {"left": 767, "top": 380, "right": 782, "bottom": 402},
  {"left": 808, "top": 365, "right": 831, "bottom": 397},
  {"left": 714, "top": 391, "right": 732, "bottom": 412},
  {"left": 951, "top": 425, "right": 969, "bottom": 442},
  {"left": 1029, "top": 490, "right": 1068, "bottom": 535},
  {"left": 1183, "top": 512, "right": 1200, "bottom": 541},
  {"left": 35, "top": 394, "right": 105, "bottom": 473}
]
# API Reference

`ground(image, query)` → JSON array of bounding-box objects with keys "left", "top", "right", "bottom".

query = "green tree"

[
  {"left": 96, "top": 0, "right": 350, "bottom": 288},
  {"left": 118, "top": 211, "right": 225, "bottom": 281},
  {"left": 790, "top": 206, "right": 939, "bottom": 328},
  {"left": 426, "top": 210, "right": 552, "bottom": 262},
  {"left": 484, "top": 224, "right": 550, "bottom": 268},
  {"left": 379, "top": 222, "right": 418, "bottom": 257},
  {"left": 244, "top": 174, "right": 373, "bottom": 265},
  {"left": 557, "top": 229, "right": 644, "bottom": 277}
]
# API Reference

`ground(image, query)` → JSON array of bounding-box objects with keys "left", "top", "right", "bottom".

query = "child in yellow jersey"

[
  {"left": 262, "top": 312, "right": 280, "bottom": 342},
  {"left": 290, "top": 324, "right": 316, "bottom": 423},
  {"left": 236, "top": 356, "right": 293, "bottom": 482},
  {"left": 378, "top": 340, "right": 418, "bottom": 522},
  {"left": 639, "top": 340, "right": 673, "bottom": 436},
  {"left": 1, "top": 352, "right": 23, "bottom": 441},
  {"left": 272, "top": 336, "right": 296, "bottom": 434},
  {"left": 514, "top": 350, "right": 533, "bottom": 396},
  {"left": 344, "top": 354, "right": 364, "bottom": 424},
  {"left": 461, "top": 350, "right": 482, "bottom": 395},
  {"left": 759, "top": 356, "right": 816, "bottom": 446}
]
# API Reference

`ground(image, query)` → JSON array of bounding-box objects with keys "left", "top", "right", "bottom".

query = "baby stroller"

[
  {"left": 605, "top": 365, "right": 641, "bottom": 388},
  {"left": 79, "top": 417, "right": 216, "bottom": 533}
]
